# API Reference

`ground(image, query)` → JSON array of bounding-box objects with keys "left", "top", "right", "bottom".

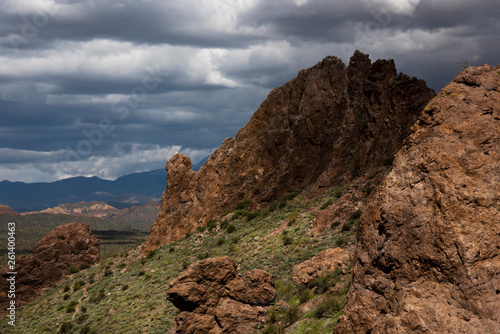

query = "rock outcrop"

[
  {"left": 167, "top": 257, "right": 275, "bottom": 333},
  {"left": 336, "top": 65, "right": 500, "bottom": 333},
  {"left": 291, "top": 248, "right": 351, "bottom": 286},
  {"left": 22, "top": 201, "right": 120, "bottom": 218},
  {"left": 0, "top": 204, "right": 18, "bottom": 215},
  {"left": 143, "top": 51, "right": 435, "bottom": 254},
  {"left": 0, "top": 222, "right": 100, "bottom": 317}
]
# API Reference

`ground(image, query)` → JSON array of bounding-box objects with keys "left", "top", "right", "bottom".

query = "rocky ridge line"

[{"left": 143, "top": 51, "right": 436, "bottom": 254}]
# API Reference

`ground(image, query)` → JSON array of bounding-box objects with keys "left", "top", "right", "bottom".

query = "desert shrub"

[
  {"left": 349, "top": 210, "right": 362, "bottom": 220},
  {"left": 76, "top": 313, "right": 89, "bottom": 323},
  {"left": 184, "top": 232, "right": 192, "bottom": 239},
  {"left": 67, "top": 264, "right": 80, "bottom": 274},
  {"left": 58, "top": 321, "right": 74, "bottom": 333},
  {"left": 282, "top": 190, "right": 301, "bottom": 202},
  {"left": 313, "top": 293, "right": 346, "bottom": 318},
  {"left": 285, "top": 304, "right": 300, "bottom": 326},
  {"left": 73, "top": 280, "right": 85, "bottom": 292},
  {"left": 122, "top": 284, "right": 128, "bottom": 291},
  {"left": 331, "top": 221, "right": 341, "bottom": 229},
  {"left": 320, "top": 199, "right": 334, "bottom": 210},
  {"left": 80, "top": 264, "right": 90, "bottom": 270},
  {"left": 182, "top": 260, "right": 191, "bottom": 270},
  {"left": 299, "top": 288, "right": 312, "bottom": 304},
  {"left": 146, "top": 249, "right": 157, "bottom": 259},
  {"left": 341, "top": 221, "right": 352, "bottom": 232},
  {"left": 63, "top": 285, "right": 70, "bottom": 292},
  {"left": 309, "top": 268, "right": 342, "bottom": 294},
  {"left": 283, "top": 235, "right": 293, "bottom": 246},
  {"left": 330, "top": 187, "right": 345, "bottom": 198},
  {"left": 262, "top": 323, "right": 280, "bottom": 334},
  {"left": 66, "top": 300, "right": 78, "bottom": 313},
  {"left": 230, "top": 235, "right": 239, "bottom": 244},
  {"left": 58, "top": 235, "right": 66, "bottom": 240},
  {"left": 246, "top": 211, "right": 260, "bottom": 221},
  {"left": 138, "top": 271, "right": 145, "bottom": 276},
  {"left": 63, "top": 293, "right": 70, "bottom": 300},
  {"left": 287, "top": 211, "right": 299, "bottom": 225},
  {"left": 275, "top": 280, "right": 297, "bottom": 302},
  {"left": 79, "top": 324, "right": 92, "bottom": 334},
  {"left": 169, "top": 247, "right": 175, "bottom": 253},
  {"left": 335, "top": 237, "right": 348, "bottom": 247},
  {"left": 197, "top": 252, "right": 209, "bottom": 260},
  {"left": 104, "top": 269, "right": 113, "bottom": 277},
  {"left": 226, "top": 224, "right": 236, "bottom": 233},
  {"left": 90, "top": 289, "right": 105, "bottom": 304},
  {"left": 207, "top": 219, "right": 218, "bottom": 231},
  {"left": 235, "top": 199, "right": 251, "bottom": 210},
  {"left": 216, "top": 237, "right": 225, "bottom": 246}
]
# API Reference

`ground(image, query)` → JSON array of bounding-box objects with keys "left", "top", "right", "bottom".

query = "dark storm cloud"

[{"left": 0, "top": 0, "right": 498, "bottom": 182}]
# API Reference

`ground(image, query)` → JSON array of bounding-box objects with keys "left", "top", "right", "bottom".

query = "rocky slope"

[
  {"left": 23, "top": 201, "right": 121, "bottom": 218},
  {"left": 0, "top": 204, "right": 17, "bottom": 215},
  {"left": 143, "top": 51, "right": 436, "bottom": 254},
  {"left": 0, "top": 222, "right": 100, "bottom": 317},
  {"left": 335, "top": 65, "right": 500, "bottom": 333}
]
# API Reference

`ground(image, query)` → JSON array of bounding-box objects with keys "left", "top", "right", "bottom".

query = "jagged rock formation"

[
  {"left": 0, "top": 222, "right": 100, "bottom": 317},
  {"left": 143, "top": 51, "right": 435, "bottom": 254},
  {"left": 0, "top": 204, "right": 18, "bottom": 215},
  {"left": 335, "top": 65, "right": 500, "bottom": 333},
  {"left": 291, "top": 248, "right": 351, "bottom": 286},
  {"left": 167, "top": 257, "right": 275, "bottom": 333}
]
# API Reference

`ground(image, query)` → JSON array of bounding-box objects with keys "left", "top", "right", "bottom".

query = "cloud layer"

[{"left": 0, "top": 0, "right": 499, "bottom": 182}]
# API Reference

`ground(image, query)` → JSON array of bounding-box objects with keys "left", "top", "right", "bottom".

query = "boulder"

[
  {"left": 0, "top": 222, "right": 100, "bottom": 317},
  {"left": 167, "top": 257, "right": 275, "bottom": 333}
]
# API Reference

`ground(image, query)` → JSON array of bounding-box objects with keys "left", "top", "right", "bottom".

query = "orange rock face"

[
  {"left": 167, "top": 257, "right": 275, "bottom": 333},
  {"left": 0, "top": 222, "right": 100, "bottom": 317},
  {"left": 143, "top": 51, "right": 436, "bottom": 254},
  {"left": 291, "top": 248, "right": 351, "bottom": 286},
  {"left": 335, "top": 65, "right": 500, "bottom": 333}
]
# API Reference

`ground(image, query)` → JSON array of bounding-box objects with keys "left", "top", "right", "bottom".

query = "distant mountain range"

[
  {"left": 0, "top": 156, "right": 209, "bottom": 212},
  {"left": 0, "top": 169, "right": 165, "bottom": 212}
]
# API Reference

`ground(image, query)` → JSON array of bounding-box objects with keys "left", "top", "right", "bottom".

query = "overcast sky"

[{"left": 0, "top": 0, "right": 498, "bottom": 182}]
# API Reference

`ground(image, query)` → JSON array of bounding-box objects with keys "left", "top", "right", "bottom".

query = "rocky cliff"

[
  {"left": 0, "top": 222, "right": 100, "bottom": 317},
  {"left": 143, "top": 51, "right": 436, "bottom": 254},
  {"left": 335, "top": 65, "right": 500, "bottom": 333}
]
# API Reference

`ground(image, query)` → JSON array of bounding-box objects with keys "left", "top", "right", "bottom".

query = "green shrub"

[
  {"left": 207, "top": 219, "right": 218, "bottom": 231},
  {"left": 58, "top": 235, "right": 66, "bottom": 240},
  {"left": 335, "top": 237, "right": 348, "bottom": 247},
  {"left": 299, "top": 288, "right": 312, "bottom": 304},
  {"left": 122, "top": 284, "right": 128, "bottom": 291},
  {"left": 79, "top": 324, "right": 92, "bottom": 334},
  {"left": 196, "top": 225, "right": 206, "bottom": 233},
  {"left": 235, "top": 199, "right": 251, "bottom": 210},
  {"left": 67, "top": 264, "right": 80, "bottom": 274},
  {"left": 63, "top": 285, "right": 70, "bottom": 292},
  {"left": 313, "top": 293, "right": 346, "bottom": 318},
  {"left": 285, "top": 304, "right": 300, "bottom": 326},
  {"left": 216, "top": 237, "right": 225, "bottom": 246},
  {"left": 226, "top": 224, "right": 236, "bottom": 233},
  {"left": 104, "top": 269, "right": 113, "bottom": 277},
  {"left": 146, "top": 250, "right": 157, "bottom": 259},
  {"left": 341, "top": 221, "right": 352, "bottom": 232},
  {"left": 283, "top": 235, "right": 293, "bottom": 246},
  {"left": 73, "top": 280, "right": 85, "bottom": 292},
  {"left": 80, "top": 264, "right": 90, "bottom": 270},
  {"left": 184, "top": 232, "right": 192, "bottom": 239},
  {"left": 320, "top": 199, "right": 334, "bottom": 210},
  {"left": 169, "top": 247, "right": 175, "bottom": 253},
  {"left": 330, "top": 187, "right": 345, "bottom": 198},
  {"left": 58, "top": 321, "right": 73, "bottom": 333},
  {"left": 282, "top": 190, "right": 301, "bottom": 202},
  {"left": 76, "top": 313, "right": 89, "bottom": 323},
  {"left": 197, "top": 252, "right": 209, "bottom": 260},
  {"left": 182, "top": 260, "right": 191, "bottom": 270},
  {"left": 246, "top": 211, "right": 260, "bottom": 221},
  {"left": 349, "top": 210, "right": 362, "bottom": 220},
  {"left": 63, "top": 293, "right": 70, "bottom": 301},
  {"left": 66, "top": 300, "right": 78, "bottom": 313},
  {"left": 138, "top": 271, "right": 145, "bottom": 276},
  {"left": 230, "top": 235, "right": 239, "bottom": 244},
  {"left": 331, "top": 221, "right": 341, "bottom": 229},
  {"left": 287, "top": 211, "right": 299, "bottom": 225},
  {"left": 275, "top": 280, "right": 297, "bottom": 302},
  {"left": 309, "top": 268, "right": 342, "bottom": 294}
]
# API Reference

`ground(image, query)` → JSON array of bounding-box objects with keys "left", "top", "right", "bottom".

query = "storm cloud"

[{"left": 0, "top": 0, "right": 498, "bottom": 182}]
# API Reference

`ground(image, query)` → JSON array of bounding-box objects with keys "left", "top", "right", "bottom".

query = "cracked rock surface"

[{"left": 336, "top": 65, "right": 500, "bottom": 333}]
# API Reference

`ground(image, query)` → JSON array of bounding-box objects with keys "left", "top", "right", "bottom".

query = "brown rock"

[
  {"left": 143, "top": 51, "right": 435, "bottom": 254},
  {"left": 336, "top": 65, "right": 500, "bottom": 333},
  {"left": 291, "top": 248, "right": 351, "bottom": 286},
  {"left": 167, "top": 257, "right": 275, "bottom": 333},
  {"left": 0, "top": 204, "right": 18, "bottom": 215},
  {"left": 0, "top": 222, "right": 100, "bottom": 317}
]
